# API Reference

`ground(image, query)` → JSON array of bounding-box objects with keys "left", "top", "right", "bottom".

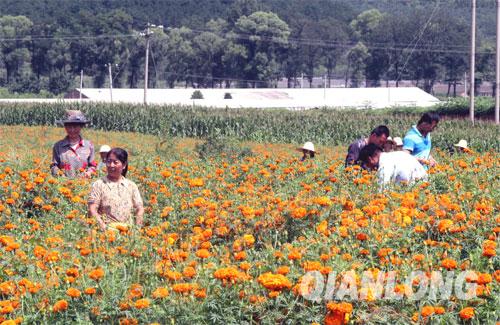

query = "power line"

[{"left": 0, "top": 30, "right": 492, "bottom": 55}]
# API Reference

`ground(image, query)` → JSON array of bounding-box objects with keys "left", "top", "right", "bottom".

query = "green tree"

[
  {"left": 346, "top": 42, "right": 369, "bottom": 88},
  {"left": 0, "top": 15, "right": 33, "bottom": 83},
  {"left": 234, "top": 11, "right": 290, "bottom": 87}
]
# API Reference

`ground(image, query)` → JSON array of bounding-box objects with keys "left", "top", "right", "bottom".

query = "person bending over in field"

[
  {"left": 297, "top": 142, "right": 316, "bottom": 161},
  {"left": 358, "top": 144, "right": 427, "bottom": 187},
  {"left": 402, "top": 112, "right": 439, "bottom": 168},
  {"left": 88, "top": 148, "right": 144, "bottom": 232},
  {"left": 345, "top": 125, "right": 390, "bottom": 167},
  {"left": 51, "top": 110, "right": 97, "bottom": 178}
]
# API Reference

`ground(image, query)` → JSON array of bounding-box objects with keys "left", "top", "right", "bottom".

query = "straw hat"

[
  {"left": 386, "top": 136, "right": 394, "bottom": 143},
  {"left": 99, "top": 145, "right": 111, "bottom": 153},
  {"left": 454, "top": 139, "right": 468, "bottom": 149},
  {"left": 393, "top": 137, "right": 403, "bottom": 146},
  {"left": 297, "top": 142, "right": 316, "bottom": 153},
  {"left": 58, "top": 110, "right": 89, "bottom": 125}
]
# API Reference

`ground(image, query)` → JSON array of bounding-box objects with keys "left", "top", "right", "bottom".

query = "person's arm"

[
  {"left": 84, "top": 141, "right": 97, "bottom": 177},
  {"left": 345, "top": 143, "right": 358, "bottom": 166},
  {"left": 51, "top": 144, "right": 61, "bottom": 176},
  {"left": 428, "top": 154, "right": 437, "bottom": 167},
  {"left": 88, "top": 202, "right": 106, "bottom": 231},
  {"left": 88, "top": 182, "right": 105, "bottom": 230}
]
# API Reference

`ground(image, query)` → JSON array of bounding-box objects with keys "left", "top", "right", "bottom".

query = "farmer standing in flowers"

[
  {"left": 51, "top": 110, "right": 97, "bottom": 178},
  {"left": 345, "top": 125, "right": 390, "bottom": 167},
  {"left": 403, "top": 112, "right": 440, "bottom": 168},
  {"left": 88, "top": 147, "right": 144, "bottom": 232}
]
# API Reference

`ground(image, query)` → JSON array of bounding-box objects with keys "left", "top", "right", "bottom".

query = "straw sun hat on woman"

[{"left": 297, "top": 142, "right": 317, "bottom": 161}]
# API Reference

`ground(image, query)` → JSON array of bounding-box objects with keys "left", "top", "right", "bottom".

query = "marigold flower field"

[{"left": 0, "top": 125, "right": 498, "bottom": 324}]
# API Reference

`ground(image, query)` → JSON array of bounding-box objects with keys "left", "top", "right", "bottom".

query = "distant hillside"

[{"left": 1, "top": 0, "right": 495, "bottom": 39}]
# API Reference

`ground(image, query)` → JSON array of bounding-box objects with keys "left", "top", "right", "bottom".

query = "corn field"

[{"left": 0, "top": 102, "right": 498, "bottom": 151}]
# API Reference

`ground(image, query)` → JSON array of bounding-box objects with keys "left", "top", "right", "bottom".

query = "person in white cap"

[
  {"left": 393, "top": 137, "right": 403, "bottom": 151},
  {"left": 454, "top": 139, "right": 468, "bottom": 153},
  {"left": 97, "top": 145, "right": 111, "bottom": 172},
  {"left": 297, "top": 142, "right": 316, "bottom": 161}
]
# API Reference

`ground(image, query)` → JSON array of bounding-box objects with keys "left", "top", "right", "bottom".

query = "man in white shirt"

[{"left": 358, "top": 144, "right": 427, "bottom": 186}]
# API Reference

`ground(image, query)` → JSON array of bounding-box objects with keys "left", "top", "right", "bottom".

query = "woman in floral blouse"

[{"left": 88, "top": 148, "right": 144, "bottom": 231}]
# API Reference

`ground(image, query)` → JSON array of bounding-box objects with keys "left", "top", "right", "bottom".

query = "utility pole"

[
  {"left": 323, "top": 74, "right": 326, "bottom": 100},
  {"left": 470, "top": 0, "right": 476, "bottom": 125},
  {"left": 107, "top": 63, "right": 113, "bottom": 103},
  {"left": 80, "top": 70, "right": 83, "bottom": 102},
  {"left": 496, "top": 0, "right": 500, "bottom": 124},
  {"left": 142, "top": 23, "right": 154, "bottom": 106},
  {"left": 464, "top": 72, "right": 467, "bottom": 97}
]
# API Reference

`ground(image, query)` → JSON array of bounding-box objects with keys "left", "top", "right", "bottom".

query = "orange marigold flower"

[
  {"left": 477, "top": 273, "right": 492, "bottom": 285},
  {"left": 195, "top": 249, "right": 210, "bottom": 259},
  {"left": 434, "top": 306, "right": 445, "bottom": 315},
  {"left": 420, "top": 306, "right": 434, "bottom": 317},
  {"left": 128, "top": 284, "right": 143, "bottom": 299},
  {"left": 459, "top": 307, "right": 474, "bottom": 320},
  {"left": 134, "top": 299, "right": 150, "bottom": 309},
  {"left": 437, "top": 219, "right": 453, "bottom": 233},
  {"left": 52, "top": 300, "right": 68, "bottom": 313},
  {"left": 88, "top": 268, "right": 105, "bottom": 281},
  {"left": 291, "top": 207, "right": 307, "bottom": 219},
  {"left": 66, "top": 288, "right": 81, "bottom": 298},
  {"left": 441, "top": 258, "right": 457, "bottom": 270},
  {"left": 257, "top": 272, "right": 292, "bottom": 291},
  {"left": 152, "top": 287, "right": 169, "bottom": 299},
  {"left": 194, "top": 288, "right": 207, "bottom": 299},
  {"left": 84, "top": 287, "right": 96, "bottom": 295}
]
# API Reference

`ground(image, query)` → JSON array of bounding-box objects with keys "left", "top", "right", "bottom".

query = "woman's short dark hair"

[
  {"left": 371, "top": 125, "right": 390, "bottom": 137},
  {"left": 358, "top": 144, "right": 382, "bottom": 164},
  {"left": 418, "top": 112, "right": 440, "bottom": 125},
  {"left": 106, "top": 147, "right": 128, "bottom": 176}
]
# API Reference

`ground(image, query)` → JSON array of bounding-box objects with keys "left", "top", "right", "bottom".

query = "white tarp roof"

[
  {"left": 74, "top": 87, "right": 439, "bottom": 109},
  {"left": 0, "top": 87, "right": 440, "bottom": 109}
]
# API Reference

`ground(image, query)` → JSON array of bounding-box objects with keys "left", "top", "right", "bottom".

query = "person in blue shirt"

[{"left": 403, "top": 112, "right": 440, "bottom": 168}]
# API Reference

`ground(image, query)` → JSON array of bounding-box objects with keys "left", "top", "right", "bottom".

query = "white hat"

[
  {"left": 386, "top": 136, "right": 394, "bottom": 143},
  {"left": 454, "top": 139, "right": 468, "bottom": 149},
  {"left": 297, "top": 142, "right": 316, "bottom": 152},
  {"left": 99, "top": 145, "right": 111, "bottom": 153},
  {"left": 393, "top": 137, "right": 403, "bottom": 146}
]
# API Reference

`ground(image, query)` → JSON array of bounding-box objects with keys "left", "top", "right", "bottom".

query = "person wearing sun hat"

[
  {"left": 454, "top": 139, "right": 468, "bottom": 153},
  {"left": 51, "top": 110, "right": 97, "bottom": 178},
  {"left": 297, "top": 142, "right": 316, "bottom": 161},
  {"left": 393, "top": 137, "right": 403, "bottom": 151}
]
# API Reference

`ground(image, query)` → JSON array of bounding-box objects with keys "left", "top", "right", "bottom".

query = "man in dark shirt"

[{"left": 345, "top": 125, "right": 390, "bottom": 167}]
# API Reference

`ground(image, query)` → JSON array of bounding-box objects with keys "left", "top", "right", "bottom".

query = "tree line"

[{"left": 0, "top": 0, "right": 496, "bottom": 95}]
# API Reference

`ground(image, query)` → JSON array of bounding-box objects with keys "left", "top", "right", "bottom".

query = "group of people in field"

[
  {"left": 51, "top": 110, "right": 143, "bottom": 232},
  {"left": 52, "top": 110, "right": 469, "bottom": 232},
  {"left": 297, "top": 112, "right": 470, "bottom": 187}
]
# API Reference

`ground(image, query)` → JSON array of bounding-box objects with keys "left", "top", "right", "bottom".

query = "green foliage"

[
  {"left": 436, "top": 97, "right": 495, "bottom": 117},
  {"left": 195, "top": 132, "right": 253, "bottom": 160},
  {"left": 191, "top": 90, "right": 204, "bottom": 99}
]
